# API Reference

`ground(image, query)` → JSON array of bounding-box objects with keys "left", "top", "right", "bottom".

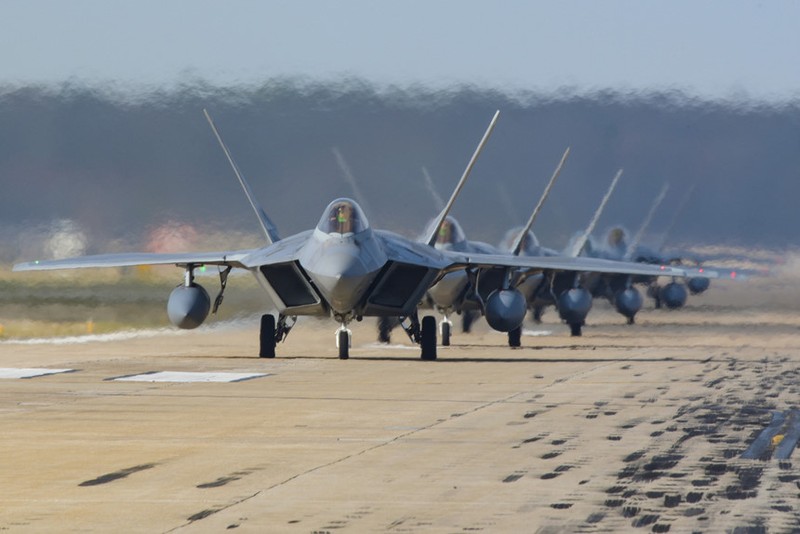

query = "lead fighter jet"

[{"left": 13, "top": 110, "right": 713, "bottom": 360}]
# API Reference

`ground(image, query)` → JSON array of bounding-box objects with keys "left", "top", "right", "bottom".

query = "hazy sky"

[{"left": 2, "top": 0, "right": 799, "bottom": 101}]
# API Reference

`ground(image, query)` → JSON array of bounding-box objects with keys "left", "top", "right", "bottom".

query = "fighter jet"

[
  {"left": 507, "top": 168, "right": 625, "bottom": 337},
  {"left": 587, "top": 184, "right": 720, "bottom": 314},
  {"left": 13, "top": 110, "right": 713, "bottom": 360},
  {"left": 378, "top": 168, "right": 499, "bottom": 346},
  {"left": 406, "top": 147, "right": 569, "bottom": 347},
  {"left": 578, "top": 176, "right": 759, "bottom": 324},
  {"left": 572, "top": 182, "right": 670, "bottom": 323}
]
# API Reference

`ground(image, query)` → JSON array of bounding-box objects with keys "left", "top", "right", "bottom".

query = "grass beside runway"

[{"left": 0, "top": 267, "right": 267, "bottom": 339}]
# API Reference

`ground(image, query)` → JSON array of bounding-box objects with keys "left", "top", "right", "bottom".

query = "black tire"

[
  {"left": 627, "top": 316, "right": 635, "bottom": 325},
  {"left": 420, "top": 315, "right": 437, "bottom": 360},
  {"left": 377, "top": 317, "right": 393, "bottom": 343},
  {"left": 508, "top": 326, "right": 522, "bottom": 348},
  {"left": 569, "top": 322, "right": 582, "bottom": 337},
  {"left": 259, "top": 314, "right": 276, "bottom": 358},
  {"left": 441, "top": 321, "right": 451, "bottom": 346},
  {"left": 462, "top": 310, "right": 476, "bottom": 333},
  {"left": 338, "top": 329, "right": 349, "bottom": 360},
  {"left": 532, "top": 306, "right": 544, "bottom": 324}
]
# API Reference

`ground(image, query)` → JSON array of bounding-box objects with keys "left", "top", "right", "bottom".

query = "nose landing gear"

[
  {"left": 439, "top": 315, "right": 453, "bottom": 346},
  {"left": 336, "top": 324, "right": 353, "bottom": 360}
]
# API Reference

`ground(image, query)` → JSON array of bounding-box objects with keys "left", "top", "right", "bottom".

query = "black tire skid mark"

[{"left": 594, "top": 357, "right": 800, "bottom": 531}]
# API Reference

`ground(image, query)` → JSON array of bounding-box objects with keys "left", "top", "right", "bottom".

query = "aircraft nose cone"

[{"left": 305, "top": 246, "right": 377, "bottom": 314}]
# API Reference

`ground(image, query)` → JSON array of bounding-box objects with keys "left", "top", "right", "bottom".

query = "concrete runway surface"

[{"left": 2, "top": 289, "right": 800, "bottom": 533}]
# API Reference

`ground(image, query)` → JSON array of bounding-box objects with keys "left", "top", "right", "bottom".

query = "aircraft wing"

[
  {"left": 687, "top": 265, "right": 756, "bottom": 281},
  {"left": 13, "top": 250, "right": 256, "bottom": 272},
  {"left": 441, "top": 251, "right": 718, "bottom": 279},
  {"left": 376, "top": 230, "right": 453, "bottom": 270},
  {"left": 238, "top": 231, "right": 313, "bottom": 268}
]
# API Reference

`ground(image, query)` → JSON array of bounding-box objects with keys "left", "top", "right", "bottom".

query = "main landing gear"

[
  {"left": 260, "top": 312, "right": 438, "bottom": 360},
  {"left": 462, "top": 309, "right": 477, "bottom": 333},
  {"left": 259, "top": 313, "right": 296, "bottom": 358},
  {"left": 508, "top": 326, "right": 522, "bottom": 348},
  {"left": 420, "top": 316, "right": 437, "bottom": 360},
  {"left": 377, "top": 316, "right": 395, "bottom": 343},
  {"left": 398, "top": 313, "right": 437, "bottom": 360},
  {"left": 569, "top": 322, "right": 583, "bottom": 337}
]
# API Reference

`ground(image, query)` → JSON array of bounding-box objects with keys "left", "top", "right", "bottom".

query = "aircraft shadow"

[
  {"left": 353, "top": 355, "right": 712, "bottom": 364},
  {"left": 213, "top": 353, "right": 713, "bottom": 364}
]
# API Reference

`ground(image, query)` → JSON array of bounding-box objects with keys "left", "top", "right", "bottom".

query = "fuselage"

[
  {"left": 424, "top": 216, "right": 497, "bottom": 314},
  {"left": 300, "top": 227, "right": 387, "bottom": 315}
]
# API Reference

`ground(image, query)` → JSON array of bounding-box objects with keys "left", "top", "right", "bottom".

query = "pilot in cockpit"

[
  {"left": 428, "top": 216, "right": 466, "bottom": 250},
  {"left": 436, "top": 219, "right": 454, "bottom": 245},
  {"left": 328, "top": 201, "right": 356, "bottom": 234}
]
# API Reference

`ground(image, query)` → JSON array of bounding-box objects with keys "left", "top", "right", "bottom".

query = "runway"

[{"left": 2, "top": 294, "right": 800, "bottom": 532}]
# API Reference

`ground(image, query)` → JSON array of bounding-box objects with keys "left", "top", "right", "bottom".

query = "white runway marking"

[
  {"left": 362, "top": 343, "right": 419, "bottom": 350},
  {"left": 523, "top": 329, "right": 553, "bottom": 337},
  {"left": 112, "top": 371, "right": 269, "bottom": 383},
  {"left": 0, "top": 368, "right": 75, "bottom": 379}
]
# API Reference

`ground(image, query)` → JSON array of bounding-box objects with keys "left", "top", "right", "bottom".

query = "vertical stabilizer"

[
  {"left": 625, "top": 183, "right": 670, "bottom": 260},
  {"left": 654, "top": 183, "right": 695, "bottom": 251},
  {"left": 203, "top": 109, "right": 281, "bottom": 245},
  {"left": 511, "top": 147, "right": 571, "bottom": 256},
  {"left": 422, "top": 166, "right": 446, "bottom": 212},
  {"left": 332, "top": 147, "right": 375, "bottom": 217},
  {"left": 424, "top": 110, "right": 500, "bottom": 247},
  {"left": 569, "top": 168, "right": 623, "bottom": 257}
]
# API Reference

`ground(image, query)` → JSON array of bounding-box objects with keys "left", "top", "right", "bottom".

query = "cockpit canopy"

[
  {"left": 317, "top": 198, "right": 369, "bottom": 235},
  {"left": 607, "top": 227, "right": 628, "bottom": 248},
  {"left": 502, "top": 227, "right": 540, "bottom": 253},
  {"left": 602, "top": 226, "right": 628, "bottom": 257},
  {"left": 424, "top": 216, "right": 466, "bottom": 248}
]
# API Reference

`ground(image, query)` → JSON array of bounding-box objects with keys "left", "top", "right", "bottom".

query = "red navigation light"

[
  {"left": 699, "top": 268, "right": 704, "bottom": 273},
  {"left": 660, "top": 265, "right": 666, "bottom": 270},
  {"left": 730, "top": 271, "right": 737, "bottom": 279}
]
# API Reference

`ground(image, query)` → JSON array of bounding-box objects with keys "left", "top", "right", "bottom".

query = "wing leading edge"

[
  {"left": 12, "top": 250, "right": 256, "bottom": 272},
  {"left": 441, "top": 251, "right": 717, "bottom": 279}
]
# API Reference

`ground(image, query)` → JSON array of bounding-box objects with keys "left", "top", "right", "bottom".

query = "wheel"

[
  {"left": 259, "top": 314, "right": 276, "bottom": 358},
  {"left": 508, "top": 326, "right": 522, "bottom": 348},
  {"left": 569, "top": 322, "right": 582, "bottom": 337},
  {"left": 441, "top": 321, "right": 451, "bottom": 346},
  {"left": 462, "top": 310, "right": 476, "bottom": 333},
  {"left": 627, "top": 316, "right": 635, "bottom": 325},
  {"left": 377, "top": 317, "right": 393, "bottom": 343},
  {"left": 420, "top": 315, "right": 437, "bottom": 360},
  {"left": 532, "top": 306, "right": 544, "bottom": 324},
  {"left": 338, "top": 329, "right": 350, "bottom": 360}
]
